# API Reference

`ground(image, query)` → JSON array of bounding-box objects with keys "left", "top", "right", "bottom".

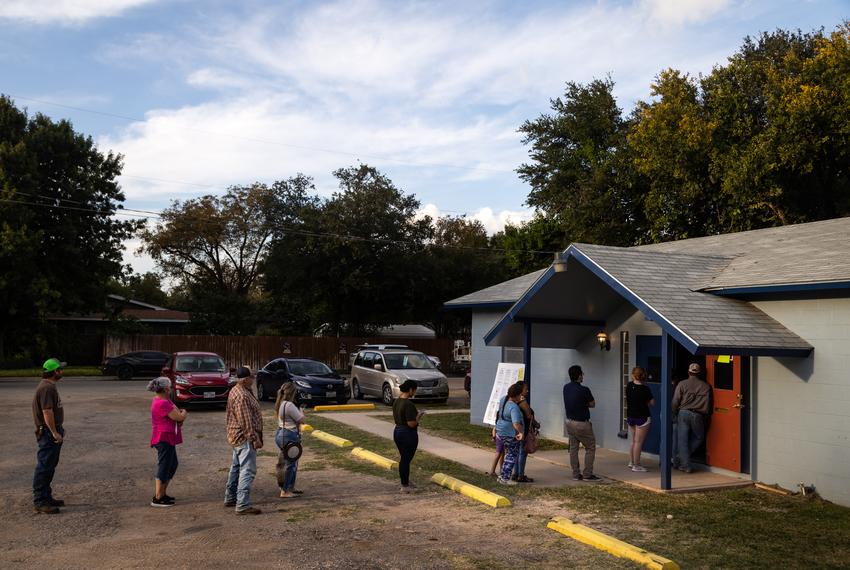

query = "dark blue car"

[{"left": 256, "top": 357, "right": 350, "bottom": 406}]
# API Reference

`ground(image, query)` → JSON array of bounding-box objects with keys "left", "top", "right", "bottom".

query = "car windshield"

[
  {"left": 383, "top": 353, "right": 435, "bottom": 370},
  {"left": 175, "top": 356, "right": 226, "bottom": 373},
  {"left": 288, "top": 360, "right": 333, "bottom": 376}
]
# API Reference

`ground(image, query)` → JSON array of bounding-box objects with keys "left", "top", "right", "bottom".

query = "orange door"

[{"left": 705, "top": 355, "right": 743, "bottom": 472}]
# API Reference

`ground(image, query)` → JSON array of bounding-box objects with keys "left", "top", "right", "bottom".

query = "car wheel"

[
  {"left": 336, "top": 396, "right": 350, "bottom": 405},
  {"left": 257, "top": 380, "right": 266, "bottom": 401},
  {"left": 382, "top": 383, "right": 394, "bottom": 406},
  {"left": 352, "top": 379, "right": 362, "bottom": 400},
  {"left": 117, "top": 364, "right": 133, "bottom": 381}
]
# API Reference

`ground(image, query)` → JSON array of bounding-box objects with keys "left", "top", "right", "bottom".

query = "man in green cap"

[{"left": 32, "top": 358, "right": 67, "bottom": 514}]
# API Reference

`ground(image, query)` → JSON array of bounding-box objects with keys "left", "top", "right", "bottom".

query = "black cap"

[
  {"left": 236, "top": 366, "right": 252, "bottom": 379},
  {"left": 399, "top": 380, "right": 418, "bottom": 393}
]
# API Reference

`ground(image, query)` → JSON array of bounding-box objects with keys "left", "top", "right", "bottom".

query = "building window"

[
  {"left": 502, "top": 347, "right": 524, "bottom": 364},
  {"left": 620, "top": 331, "right": 630, "bottom": 432}
]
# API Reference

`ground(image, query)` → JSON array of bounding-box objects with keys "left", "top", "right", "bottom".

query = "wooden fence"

[{"left": 103, "top": 334, "right": 455, "bottom": 373}]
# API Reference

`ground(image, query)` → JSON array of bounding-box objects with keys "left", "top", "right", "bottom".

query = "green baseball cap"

[{"left": 43, "top": 358, "right": 67, "bottom": 372}]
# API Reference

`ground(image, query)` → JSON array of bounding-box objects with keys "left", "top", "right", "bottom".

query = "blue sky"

[{"left": 1, "top": 0, "right": 846, "bottom": 272}]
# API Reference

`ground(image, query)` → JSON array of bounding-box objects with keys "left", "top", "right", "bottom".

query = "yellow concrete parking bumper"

[
  {"left": 300, "top": 424, "right": 314, "bottom": 432},
  {"left": 430, "top": 473, "right": 511, "bottom": 508},
  {"left": 350, "top": 447, "right": 398, "bottom": 470},
  {"left": 547, "top": 516, "right": 678, "bottom": 570},
  {"left": 310, "top": 430, "right": 353, "bottom": 447},
  {"left": 313, "top": 403, "right": 376, "bottom": 411}
]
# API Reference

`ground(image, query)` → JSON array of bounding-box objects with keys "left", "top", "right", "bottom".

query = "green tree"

[
  {"left": 0, "top": 95, "right": 136, "bottom": 362},
  {"left": 264, "top": 164, "right": 433, "bottom": 336},
  {"left": 139, "top": 176, "right": 316, "bottom": 334},
  {"left": 517, "top": 77, "right": 645, "bottom": 246}
]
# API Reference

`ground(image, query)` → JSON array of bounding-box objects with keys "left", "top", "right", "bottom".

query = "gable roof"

[
  {"left": 448, "top": 218, "right": 850, "bottom": 357},
  {"left": 636, "top": 217, "right": 850, "bottom": 292},
  {"left": 443, "top": 269, "right": 547, "bottom": 309}
]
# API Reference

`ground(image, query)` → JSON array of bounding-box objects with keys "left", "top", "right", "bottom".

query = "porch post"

[
  {"left": 523, "top": 321, "right": 532, "bottom": 402},
  {"left": 660, "top": 331, "right": 673, "bottom": 490}
]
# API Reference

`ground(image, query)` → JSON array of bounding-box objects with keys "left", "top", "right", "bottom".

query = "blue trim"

[
  {"left": 483, "top": 266, "right": 557, "bottom": 345},
  {"left": 709, "top": 281, "right": 850, "bottom": 296},
  {"left": 523, "top": 322, "right": 532, "bottom": 402},
  {"left": 660, "top": 331, "right": 673, "bottom": 491},
  {"left": 442, "top": 301, "right": 515, "bottom": 311},
  {"left": 565, "top": 246, "right": 700, "bottom": 354},
  {"left": 694, "top": 345, "right": 812, "bottom": 358}
]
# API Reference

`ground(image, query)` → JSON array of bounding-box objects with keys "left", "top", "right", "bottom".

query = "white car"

[{"left": 350, "top": 349, "right": 449, "bottom": 405}]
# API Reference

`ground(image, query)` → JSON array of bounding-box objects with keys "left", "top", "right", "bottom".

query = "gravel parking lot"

[{"left": 0, "top": 376, "right": 625, "bottom": 569}]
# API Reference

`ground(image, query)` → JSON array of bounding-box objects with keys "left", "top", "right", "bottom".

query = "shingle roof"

[
  {"left": 571, "top": 244, "right": 812, "bottom": 354},
  {"left": 635, "top": 217, "right": 850, "bottom": 290},
  {"left": 444, "top": 269, "right": 547, "bottom": 308}
]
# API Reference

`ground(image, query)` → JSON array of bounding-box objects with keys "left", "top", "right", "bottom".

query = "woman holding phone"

[{"left": 392, "top": 380, "right": 424, "bottom": 493}]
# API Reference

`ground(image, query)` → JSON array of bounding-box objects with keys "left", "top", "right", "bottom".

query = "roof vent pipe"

[{"left": 553, "top": 253, "right": 568, "bottom": 273}]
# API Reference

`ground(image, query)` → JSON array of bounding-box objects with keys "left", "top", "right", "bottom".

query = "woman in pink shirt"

[{"left": 148, "top": 377, "right": 187, "bottom": 507}]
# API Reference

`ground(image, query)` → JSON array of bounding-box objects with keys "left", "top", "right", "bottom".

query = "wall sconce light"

[
  {"left": 596, "top": 331, "right": 610, "bottom": 351},
  {"left": 553, "top": 253, "right": 568, "bottom": 273}
]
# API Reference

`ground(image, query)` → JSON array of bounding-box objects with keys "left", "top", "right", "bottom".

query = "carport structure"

[{"left": 483, "top": 243, "right": 813, "bottom": 490}]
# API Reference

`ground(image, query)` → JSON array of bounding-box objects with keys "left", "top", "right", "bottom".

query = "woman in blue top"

[{"left": 496, "top": 382, "right": 525, "bottom": 485}]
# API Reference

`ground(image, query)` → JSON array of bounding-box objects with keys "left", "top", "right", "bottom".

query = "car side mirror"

[{"left": 373, "top": 364, "right": 384, "bottom": 371}]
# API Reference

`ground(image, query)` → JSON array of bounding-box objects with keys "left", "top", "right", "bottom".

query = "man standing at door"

[
  {"left": 563, "top": 365, "right": 601, "bottom": 481},
  {"left": 671, "top": 363, "right": 712, "bottom": 473},
  {"left": 32, "top": 358, "right": 66, "bottom": 514}
]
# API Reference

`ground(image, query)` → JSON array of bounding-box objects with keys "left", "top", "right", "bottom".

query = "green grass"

[
  {"left": 0, "top": 366, "right": 102, "bottom": 377},
  {"left": 373, "top": 411, "right": 567, "bottom": 452},
  {"left": 276, "top": 413, "right": 850, "bottom": 569}
]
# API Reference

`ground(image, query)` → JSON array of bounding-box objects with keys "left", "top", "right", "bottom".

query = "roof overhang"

[{"left": 484, "top": 245, "right": 813, "bottom": 358}]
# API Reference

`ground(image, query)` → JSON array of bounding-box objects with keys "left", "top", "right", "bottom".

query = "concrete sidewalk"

[
  {"left": 321, "top": 411, "right": 584, "bottom": 487},
  {"left": 319, "top": 411, "right": 753, "bottom": 492}
]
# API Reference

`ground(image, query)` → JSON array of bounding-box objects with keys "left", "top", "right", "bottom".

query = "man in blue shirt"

[{"left": 563, "top": 365, "right": 600, "bottom": 481}]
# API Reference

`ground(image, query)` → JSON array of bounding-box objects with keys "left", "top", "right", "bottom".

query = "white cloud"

[
  {"left": 641, "top": 0, "right": 732, "bottom": 26},
  {"left": 0, "top": 0, "right": 157, "bottom": 24},
  {"left": 417, "top": 204, "right": 533, "bottom": 235}
]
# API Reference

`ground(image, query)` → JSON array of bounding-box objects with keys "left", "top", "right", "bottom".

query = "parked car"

[
  {"left": 101, "top": 350, "right": 171, "bottom": 380},
  {"left": 160, "top": 351, "right": 234, "bottom": 406},
  {"left": 348, "top": 344, "right": 409, "bottom": 370},
  {"left": 351, "top": 349, "right": 449, "bottom": 405},
  {"left": 256, "top": 357, "right": 349, "bottom": 405},
  {"left": 427, "top": 355, "right": 442, "bottom": 369}
]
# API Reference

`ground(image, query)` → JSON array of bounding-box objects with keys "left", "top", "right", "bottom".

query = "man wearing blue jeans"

[
  {"left": 32, "top": 358, "right": 67, "bottom": 514},
  {"left": 224, "top": 366, "right": 264, "bottom": 514},
  {"left": 671, "top": 363, "right": 712, "bottom": 473}
]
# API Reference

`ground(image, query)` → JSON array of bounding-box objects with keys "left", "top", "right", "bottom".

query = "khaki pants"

[{"left": 566, "top": 420, "right": 596, "bottom": 477}]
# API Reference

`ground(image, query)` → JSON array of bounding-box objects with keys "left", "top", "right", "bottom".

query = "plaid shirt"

[{"left": 226, "top": 383, "right": 263, "bottom": 447}]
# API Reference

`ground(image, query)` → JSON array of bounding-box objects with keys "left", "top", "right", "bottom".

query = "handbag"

[{"left": 524, "top": 426, "right": 539, "bottom": 454}]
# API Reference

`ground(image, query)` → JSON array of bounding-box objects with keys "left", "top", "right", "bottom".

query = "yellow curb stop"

[
  {"left": 547, "top": 516, "right": 678, "bottom": 570},
  {"left": 300, "top": 424, "right": 314, "bottom": 432},
  {"left": 313, "top": 403, "right": 376, "bottom": 411},
  {"left": 430, "top": 473, "right": 511, "bottom": 508},
  {"left": 350, "top": 447, "right": 398, "bottom": 470},
  {"left": 310, "top": 430, "right": 353, "bottom": 447}
]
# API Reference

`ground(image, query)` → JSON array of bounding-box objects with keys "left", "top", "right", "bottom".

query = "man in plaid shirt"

[{"left": 224, "top": 366, "right": 263, "bottom": 514}]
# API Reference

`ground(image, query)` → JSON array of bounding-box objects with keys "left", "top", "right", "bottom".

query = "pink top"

[{"left": 151, "top": 398, "right": 182, "bottom": 446}]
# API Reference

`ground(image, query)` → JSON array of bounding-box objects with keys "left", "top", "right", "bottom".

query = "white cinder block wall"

[{"left": 752, "top": 298, "right": 850, "bottom": 507}]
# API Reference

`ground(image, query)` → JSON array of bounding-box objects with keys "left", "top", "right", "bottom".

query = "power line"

[
  {"left": 7, "top": 93, "right": 518, "bottom": 175},
  {"left": 0, "top": 195, "right": 556, "bottom": 255}
]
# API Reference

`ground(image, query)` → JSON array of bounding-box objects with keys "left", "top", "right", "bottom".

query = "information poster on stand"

[{"left": 483, "top": 362, "right": 525, "bottom": 425}]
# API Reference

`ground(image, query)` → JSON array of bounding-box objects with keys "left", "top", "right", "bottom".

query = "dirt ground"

[{"left": 0, "top": 377, "right": 631, "bottom": 569}]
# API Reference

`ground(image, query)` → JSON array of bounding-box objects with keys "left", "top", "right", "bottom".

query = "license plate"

[
  {"left": 419, "top": 388, "right": 432, "bottom": 395},
  {"left": 325, "top": 391, "right": 336, "bottom": 398},
  {"left": 203, "top": 391, "right": 216, "bottom": 399}
]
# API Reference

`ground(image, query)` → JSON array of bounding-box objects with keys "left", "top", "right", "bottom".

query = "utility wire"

[
  {"left": 0, "top": 195, "right": 557, "bottom": 255},
  {"left": 7, "top": 94, "right": 517, "bottom": 175}
]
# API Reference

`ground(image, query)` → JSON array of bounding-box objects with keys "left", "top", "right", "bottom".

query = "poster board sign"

[{"left": 483, "top": 363, "right": 525, "bottom": 426}]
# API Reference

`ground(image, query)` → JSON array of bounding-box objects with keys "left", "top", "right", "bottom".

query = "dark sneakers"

[
  {"left": 34, "top": 504, "right": 60, "bottom": 514},
  {"left": 572, "top": 474, "right": 583, "bottom": 481},
  {"left": 235, "top": 506, "right": 262, "bottom": 515},
  {"left": 583, "top": 474, "right": 602, "bottom": 482},
  {"left": 46, "top": 497, "right": 65, "bottom": 507},
  {"left": 150, "top": 496, "right": 174, "bottom": 508}
]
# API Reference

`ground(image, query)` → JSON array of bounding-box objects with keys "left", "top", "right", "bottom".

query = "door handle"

[{"left": 732, "top": 403, "right": 745, "bottom": 409}]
